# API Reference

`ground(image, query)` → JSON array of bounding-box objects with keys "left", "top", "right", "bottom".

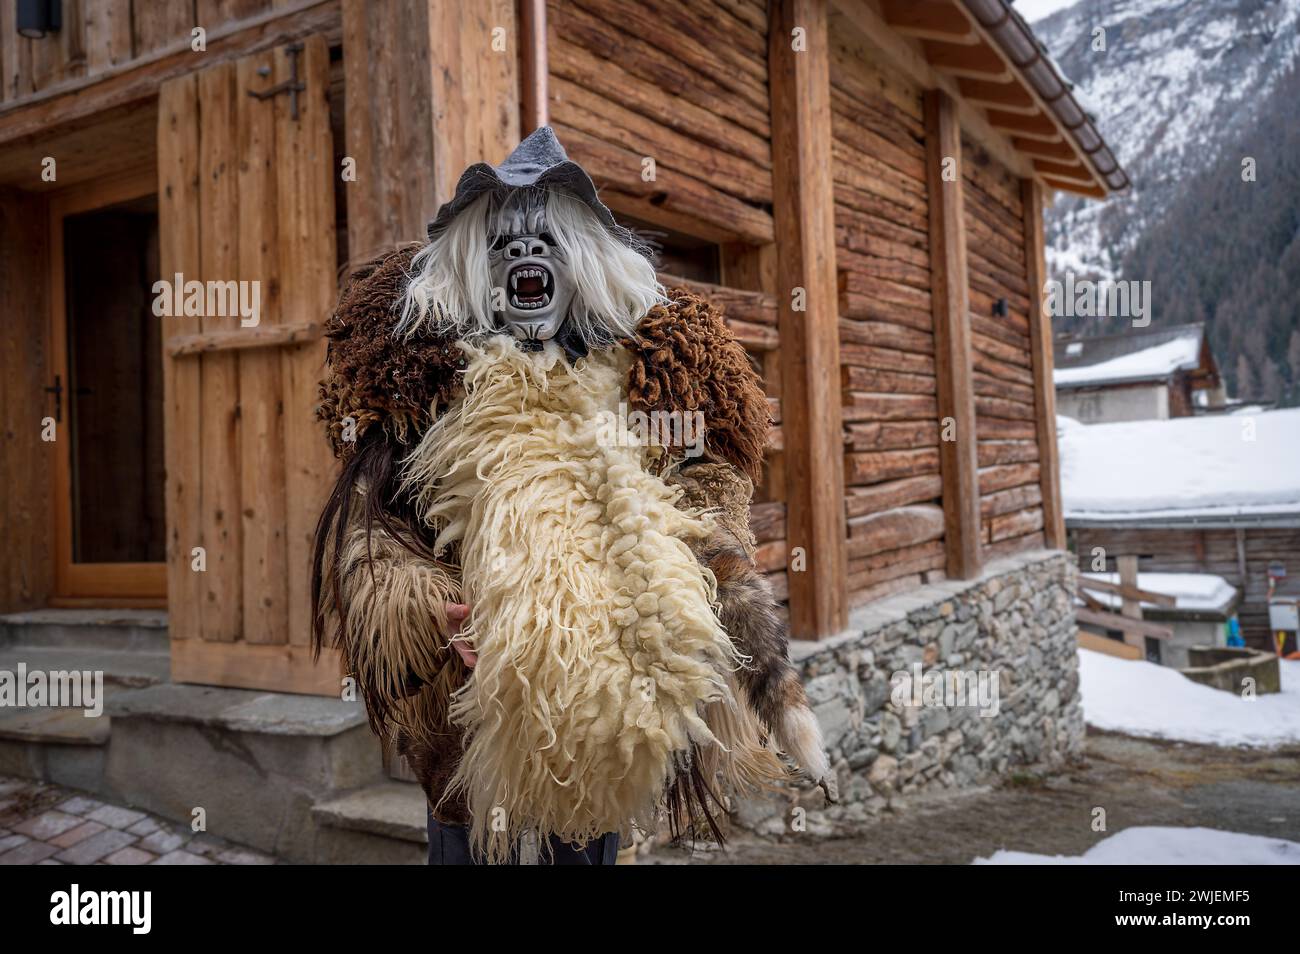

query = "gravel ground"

[{"left": 643, "top": 730, "right": 1300, "bottom": 864}]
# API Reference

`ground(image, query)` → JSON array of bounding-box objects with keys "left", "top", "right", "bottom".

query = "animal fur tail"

[{"left": 667, "top": 463, "right": 837, "bottom": 802}]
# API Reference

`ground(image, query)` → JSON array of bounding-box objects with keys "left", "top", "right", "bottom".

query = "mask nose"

[{"left": 505, "top": 238, "right": 549, "bottom": 260}]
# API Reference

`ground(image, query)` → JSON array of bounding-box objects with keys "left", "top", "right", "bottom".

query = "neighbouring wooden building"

[
  {"left": 1055, "top": 323, "right": 1226, "bottom": 424},
  {"left": 0, "top": 0, "right": 1131, "bottom": 857},
  {"left": 1060, "top": 409, "right": 1300, "bottom": 653}
]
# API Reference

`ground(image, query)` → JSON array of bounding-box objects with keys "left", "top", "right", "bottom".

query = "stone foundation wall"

[{"left": 739, "top": 549, "right": 1083, "bottom": 836}]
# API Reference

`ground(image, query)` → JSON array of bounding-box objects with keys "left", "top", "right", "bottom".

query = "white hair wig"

[{"left": 397, "top": 188, "right": 664, "bottom": 345}]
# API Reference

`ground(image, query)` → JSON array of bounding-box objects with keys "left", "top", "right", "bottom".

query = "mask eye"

[
  {"left": 489, "top": 234, "right": 511, "bottom": 252},
  {"left": 538, "top": 231, "right": 556, "bottom": 247}
]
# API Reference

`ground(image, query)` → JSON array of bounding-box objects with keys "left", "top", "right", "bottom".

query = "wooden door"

[
  {"left": 46, "top": 169, "right": 168, "bottom": 604},
  {"left": 157, "top": 37, "right": 340, "bottom": 695}
]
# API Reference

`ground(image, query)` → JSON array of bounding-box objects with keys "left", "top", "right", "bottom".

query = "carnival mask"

[{"left": 488, "top": 199, "right": 576, "bottom": 343}]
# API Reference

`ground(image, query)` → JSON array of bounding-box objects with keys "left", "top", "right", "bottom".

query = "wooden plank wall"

[
  {"left": 961, "top": 133, "right": 1046, "bottom": 559},
  {"left": 1072, "top": 527, "right": 1300, "bottom": 652},
  {"left": 830, "top": 31, "right": 946, "bottom": 608},
  {"left": 0, "top": 1, "right": 284, "bottom": 103},
  {"left": 545, "top": 0, "right": 793, "bottom": 606}
]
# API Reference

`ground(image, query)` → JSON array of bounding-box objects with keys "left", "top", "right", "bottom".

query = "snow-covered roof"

[
  {"left": 1080, "top": 572, "right": 1238, "bottom": 615},
  {"left": 1054, "top": 324, "right": 1207, "bottom": 389},
  {"left": 1059, "top": 409, "right": 1300, "bottom": 525}
]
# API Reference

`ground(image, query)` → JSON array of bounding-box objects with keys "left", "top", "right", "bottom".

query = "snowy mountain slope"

[
  {"left": 1031, "top": 0, "right": 1300, "bottom": 278},
  {"left": 1028, "top": 0, "right": 1300, "bottom": 401}
]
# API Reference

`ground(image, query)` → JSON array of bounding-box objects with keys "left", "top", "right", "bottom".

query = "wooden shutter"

[{"left": 157, "top": 37, "right": 340, "bottom": 695}]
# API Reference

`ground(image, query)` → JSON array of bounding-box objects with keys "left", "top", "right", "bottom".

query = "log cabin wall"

[
  {"left": 1071, "top": 526, "right": 1300, "bottom": 652},
  {"left": 545, "top": 0, "right": 793, "bottom": 609},
  {"left": 829, "top": 31, "right": 947, "bottom": 608},
  {"left": 961, "top": 133, "right": 1046, "bottom": 560}
]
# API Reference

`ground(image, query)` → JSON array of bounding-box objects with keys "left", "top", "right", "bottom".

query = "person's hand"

[{"left": 445, "top": 602, "right": 476, "bottom": 668}]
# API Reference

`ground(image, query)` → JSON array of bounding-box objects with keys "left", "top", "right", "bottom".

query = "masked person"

[{"left": 313, "top": 128, "right": 832, "bottom": 866}]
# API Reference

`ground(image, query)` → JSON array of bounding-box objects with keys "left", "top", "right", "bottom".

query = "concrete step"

[
  {"left": 102, "top": 683, "right": 385, "bottom": 862},
  {"left": 0, "top": 609, "right": 169, "bottom": 654},
  {"left": 0, "top": 645, "right": 171, "bottom": 689},
  {"left": 312, "top": 781, "right": 428, "bottom": 864}
]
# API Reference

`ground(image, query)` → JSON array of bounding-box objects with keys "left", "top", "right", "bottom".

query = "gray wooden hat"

[{"left": 425, "top": 126, "right": 627, "bottom": 242}]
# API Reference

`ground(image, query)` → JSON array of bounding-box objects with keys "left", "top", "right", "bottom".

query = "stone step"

[
  {"left": 312, "top": 781, "right": 428, "bottom": 865},
  {"left": 102, "top": 683, "right": 385, "bottom": 862},
  {"left": 0, "top": 645, "right": 171, "bottom": 689},
  {"left": 0, "top": 609, "right": 169, "bottom": 654},
  {"left": 0, "top": 681, "right": 142, "bottom": 798}
]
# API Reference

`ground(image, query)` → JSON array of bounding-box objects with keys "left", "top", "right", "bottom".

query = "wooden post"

[
  {"left": 769, "top": 0, "right": 847, "bottom": 639},
  {"left": 1117, "top": 555, "right": 1141, "bottom": 620},
  {"left": 924, "top": 89, "right": 981, "bottom": 580},
  {"left": 0, "top": 188, "right": 53, "bottom": 613},
  {"left": 342, "top": 0, "right": 520, "bottom": 263},
  {"left": 1022, "top": 178, "right": 1066, "bottom": 548},
  {"left": 1117, "top": 553, "right": 1143, "bottom": 651}
]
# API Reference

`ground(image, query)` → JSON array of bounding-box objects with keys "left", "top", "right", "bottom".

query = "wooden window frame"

[{"left": 46, "top": 165, "right": 166, "bottom": 605}]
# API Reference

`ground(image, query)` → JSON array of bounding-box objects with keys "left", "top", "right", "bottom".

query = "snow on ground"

[
  {"left": 1079, "top": 648, "right": 1300, "bottom": 747},
  {"left": 1054, "top": 336, "right": 1202, "bottom": 387},
  {"left": 1058, "top": 409, "right": 1300, "bottom": 521},
  {"left": 1079, "top": 572, "right": 1237, "bottom": 613},
  {"left": 975, "top": 826, "right": 1300, "bottom": 864}
]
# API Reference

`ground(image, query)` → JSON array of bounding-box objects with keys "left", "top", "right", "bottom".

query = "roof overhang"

[
  {"left": 879, "top": 0, "right": 1129, "bottom": 198},
  {"left": 1067, "top": 513, "right": 1300, "bottom": 530}
]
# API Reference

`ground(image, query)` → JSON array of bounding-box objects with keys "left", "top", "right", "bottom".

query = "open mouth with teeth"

[{"left": 508, "top": 264, "right": 554, "bottom": 310}]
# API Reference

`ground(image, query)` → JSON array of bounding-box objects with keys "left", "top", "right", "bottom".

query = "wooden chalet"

[
  {"left": 0, "top": 0, "right": 1127, "bottom": 701},
  {"left": 1054, "top": 323, "right": 1225, "bottom": 424}
]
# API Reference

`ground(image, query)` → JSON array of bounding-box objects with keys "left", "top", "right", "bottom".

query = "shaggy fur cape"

[
  {"left": 406, "top": 339, "right": 743, "bottom": 859},
  {"left": 312, "top": 247, "right": 828, "bottom": 849}
]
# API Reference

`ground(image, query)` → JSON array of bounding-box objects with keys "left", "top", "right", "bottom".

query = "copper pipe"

[{"left": 520, "top": 0, "right": 549, "bottom": 131}]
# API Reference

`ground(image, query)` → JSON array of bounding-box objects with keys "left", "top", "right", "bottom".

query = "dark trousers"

[{"left": 427, "top": 812, "right": 620, "bottom": 865}]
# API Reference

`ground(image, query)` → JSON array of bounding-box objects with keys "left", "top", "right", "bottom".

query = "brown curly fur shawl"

[
  {"left": 317, "top": 246, "right": 465, "bottom": 454},
  {"left": 317, "top": 248, "right": 771, "bottom": 478}
]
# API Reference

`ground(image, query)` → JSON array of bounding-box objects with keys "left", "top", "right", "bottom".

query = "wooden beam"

[
  {"left": 1078, "top": 630, "right": 1143, "bottom": 660},
  {"left": 1077, "top": 607, "right": 1173, "bottom": 642},
  {"left": 1021, "top": 178, "right": 1066, "bottom": 549},
  {"left": 922, "top": 40, "right": 1011, "bottom": 80},
  {"left": 956, "top": 77, "right": 1037, "bottom": 113},
  {"left": 769, "top": 0, "right": 846, "bottom": 639},
  {"left": 0, "top": 188, "right": 53, "bottom": 612},
  {"left": 1032, "top": 158, "right": 1094, "bottom": 185},
  {"left": 985, "top": 109, "right": 1061, "bottom": 141},
  {"left": 1040, "top": 176, "right": 1105, "bottom": 199},
  {"left": 1011, "top": 136, "right": 1078, "bottom": 161},
  {"left": 925, "top": 90, "right": 981, "bottom": 579},
  {"left": 1077, "top": 575, "right": 1177, "bottom": 608},
  {"left": 166, "top": 322, "right": 322, "bottom": 358},
  {"left": 520, "top": 0, "right": 548, "bottom": 130},
  {"left": 881, "top": 0, "right": 978, "bottom": 44}
]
